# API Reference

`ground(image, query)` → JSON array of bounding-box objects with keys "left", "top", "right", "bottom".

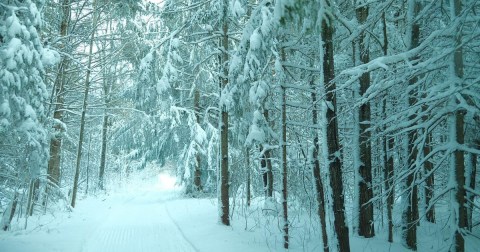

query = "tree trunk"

[
  {"left": 450, "top": 110, "right": 467, "bottom": 252},
  {"left": 385, "top": 135, "right": 395, "bottom": 243},
  {"left": 381, "top": 12, "right": 394, "bottom": 243},
  {"left": 98, "top": 107, "right": 108, "bottom": 191},
  {"left": 467, "top": 147, "right": 477, "bottom": 231},
  {"left": 322, "top": 3, "right": 351, "bottom": 251},
  {"left": 47, "top": 0, "right": 71, "bottom": 188},
  {"left": 26, "top": 179, "right": 35, "bottom": 216},
  {"left": 261, "top": 149, "right": 273, "bottom": 197},
  {"left": 311, "top": 64, "right": 329, "bottom": 252},
  {"left": 404, "top": 1, "right": 421, "bottom": 249},
  {"left": 424, "top": 132, "right": 435, "bottom": 223},
  {"left": 1, "top": 192, "right": 18, "bottom": 231},
  {"left": 194, "top": 89, "right": 202, "bottom": 191},
  {"left": 261, "top": 150, "right": 269, "bottom": 196},
  {"left": 356, "top": 3, "right": 375, "bottom": 238},
  {"left": 246, "top": 147, "right": 251, "bottom": 207},
  {"left": 451, "top": 0, "right": 467, "bottom": 251},
  {"left": 259, "top": 110, "right": 273, "bottom": 198},
  {"left": 85, "top": 133, "right": 91, "bottom": 194},
  {"left": 71, "top": 0, "right": 97, "bottom": 208},
  {"left": 219, "top": 0, "right": 230, "bottom": 226},
  {"left": 281, "top": 79, "right": 289, "bottom": 249}
]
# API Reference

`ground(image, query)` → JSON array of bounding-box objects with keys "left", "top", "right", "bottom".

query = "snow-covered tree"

[{"left": 0, "top": 0, "right": 53, "bottom": 227}]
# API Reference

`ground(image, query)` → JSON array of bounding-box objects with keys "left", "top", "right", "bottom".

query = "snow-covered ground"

[{"left": 0, "top": 167, "right": 478, "bottom": 252}]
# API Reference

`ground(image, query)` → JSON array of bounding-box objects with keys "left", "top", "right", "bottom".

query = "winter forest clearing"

[{"left": 1, "top": 0, "right": 480, "bottom": 251}]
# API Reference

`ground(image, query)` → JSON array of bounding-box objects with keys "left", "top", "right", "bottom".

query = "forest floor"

[{"left": 0, "top": 167, "right": 479, "bottom": 252}]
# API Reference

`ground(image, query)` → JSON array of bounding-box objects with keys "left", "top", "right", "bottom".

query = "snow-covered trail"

[
  {"left": 82, "top": 190, "right": 197, "bottom": 252},
  {"left": 5, "top": 167, "right": 457, "bottom": 252},
  {"left": 0, "top": 170, "right": 209, "bottom": 252}
]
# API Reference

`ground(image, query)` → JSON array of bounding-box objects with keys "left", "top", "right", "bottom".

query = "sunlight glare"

[{"left": 156, "top": 172, "right": 177, "bottom": 190}]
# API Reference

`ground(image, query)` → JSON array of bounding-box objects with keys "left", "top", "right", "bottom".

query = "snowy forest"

[{"left": 1, "top": 0, "right": 479, "bottom": 251}]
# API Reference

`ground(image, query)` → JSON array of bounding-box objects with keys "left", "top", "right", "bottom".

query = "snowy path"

[
  {"left": 81, "top": 191, "right": 197, "bottom": 252},
  {"left": 3, "top": 169, "right": 457, "bottom": 252}
]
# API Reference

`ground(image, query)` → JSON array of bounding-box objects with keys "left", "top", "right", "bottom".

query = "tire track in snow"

[
  {"left": 164, "top": 202, "right": 200, "bottom": 252},
  {"left": 82, "top": 191, "right": 197, "bottom": 252}
]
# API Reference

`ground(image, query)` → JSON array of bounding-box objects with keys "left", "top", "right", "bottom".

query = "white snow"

[
  {"left": 41, "top": 48, "right": 61, "bottom": 67},
  {"left": 194, "top": 123, "right": 207, "bottom": 145},
  {"left": 171, "top": 38, "right": 180, "bottom": 48},
  {"left": 6, "top": 14, "right": 23, "bottom": 38},
  {"left": 1, "top": 166, "right": 478, "bottom": 252},
  {"left": 249, "top": 29, "right": 262, "bottom": 51},
  {"left": 249, "top": 81, "right": 268, "bottom": 105},
  {"left": 156, "top": 76, "right": 170, "bottom": 94},
  {"left": 231, "top": 0, "right": 245, "bottom": 18},
  {"left": 0, "top": 101, "right": 11, "bottom": 116}
]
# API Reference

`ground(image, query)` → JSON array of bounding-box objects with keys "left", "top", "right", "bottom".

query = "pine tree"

[{"left": 0, "top": 0, "right": 51, "bottom": 224}]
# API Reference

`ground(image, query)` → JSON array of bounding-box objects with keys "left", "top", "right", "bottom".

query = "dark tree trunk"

[
  {"left": 383, "top": 97, "right": 395, "bottom": 243},
  {"left": 98, "top": 110, "right": 108, "bottom": 190},
  {"left": 261, "top": 147, "right": 273, "bottom": 197},
  {"left": 311, "top": 67, "right": 329, "bottom": 252},
  {"left": 47, "top": 0, "right": 71, "bottom": 188},
  {"left": 452, "top": 0, "right": 467, "bottom": 251},
  {"left": 2, "top": 193, "right": 18, "bottom": 231},
  {"left": 85, "top": 133, "right": 92, "bottom": 194},
  {"left": 381, "top": 13, "right": 394, "bottom": 243},
  {"left": 356, "top": 3, "right": 375, "bottom": 238},
  {"left": 385, "top": 136, "right": 395, "bottom": 243},
  {"left": 322, "top": 5, "right": 351, "bottom": 251},
  {"left": 194, "top": 89, "right": 202, "bottom": 191},
  {"left": 246, "top": 148, "right": 251, "bottom": 207},
  {"left": 403, "top": 160, "right": 418, "bottom": 250},
  {"left": 260, "top": 110, "right": 273, "bottom": 198},
  {"left": 467, "top": 149, "right": 477, "bottom": 231},
  {"left": 404, "top": 1, "right": 421, "bottom": 249},
  {"left": 453, "top": 111, "right": 467, "bottom": 252},
  {"left": 281, "top": 83, "right": 289, "bottom": 249},
  {"left": 424, "top": 133, "right": 435, "bottom": 223},
  {"left": 26, "top": 179, "right": 36, "bottom": 216},
  {"left": 219, "top": 0, "right": 230, "bottom": 226}
]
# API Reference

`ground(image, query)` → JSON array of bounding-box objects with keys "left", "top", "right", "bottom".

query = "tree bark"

[
  {"left": 85, "top": 133, "right": 91, "bottom": 194},
  {"left": 385, "top": 135, "right": 395, "bottom": 243},
  {"left": 322, "top": 3, "right": 351, "bottom": 251},
  {"left": 98, "top": 106, "right": 108, "bottom": 191},
  {"left": 356, "top": 3, "right": 375, "bottom": 238},
  {"left": 424, "top": 132, "right": 435, "bottom": 223},
  {"left": 194, "top": 89, "right": 202, "bottom": 191},
  {"left": 311, "top": 64, "right": 329, "bottom": 252},
  {"left": 246, "top": 147, "right": 251, "bottom": 207},
  {"left": 281, "top": 78, "right": 289, "bottom": 249},
  {"left": 1, "top": 192, "right": 18, "bottom": 231},
  {"left": 451, "top": 0, "right": 467, "bottom": 251},
  {"left": 219, "top": 0, "right": 230, "bottom": 226},
  {"left": 381, "top": 12, "right": 394, "bottom": 243},
  {"left": 47, "top": 0, "right": 71, "bottom": 188},
  {"left": 26, "top": 179, "right": 36, "bottom": 216},
  {"left": 261, "top": 140, "right": 273, "bottom": 197},
  {"left": 404, "top": 1, "right": 421, "bottom": 249},
  {"left": 467, "top": 147, "right": 477, "bottom": 231}
]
